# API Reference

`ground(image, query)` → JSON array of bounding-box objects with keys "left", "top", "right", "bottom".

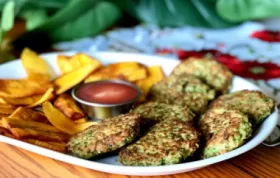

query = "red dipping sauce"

[{"left": 76, "top": 81, "right": 140, "bottom": 104}]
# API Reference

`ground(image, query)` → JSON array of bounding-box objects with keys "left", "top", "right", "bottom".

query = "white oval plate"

[{"left": 0, "top": 52, "right": 277, "bottom": 176}]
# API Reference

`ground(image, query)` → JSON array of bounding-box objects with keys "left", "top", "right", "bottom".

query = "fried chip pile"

[{"left": 0, "top": 49, "right": 164, "bottom": 153}]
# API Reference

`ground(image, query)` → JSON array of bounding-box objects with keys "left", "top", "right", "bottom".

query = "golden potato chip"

[
  {"left": 0, "top": 113, "right": 9, "bottom": 119},
  {"left": 3, "top": 95, "right": 41, "bottom": 105},
  {"left": 0, "top": 126, "right": 14, "bottom": 138},
  {"left": 57, "top": 53, "right": 101, "bottom": 74},
  {"left": 54, "top": 64, "right": 98, "bottom": 94},
  {"left": 42, "top": 102, "right": 81, "bottom": 135},
  {"left": 84, "top": 62, "right": 148, "bottom": 83},
  {"left": 9, "top": 107, "right": 48, "bottom": 123},
  {"left": 23, "top": 139, "right": 66, "bottom": 152},
  {"left": 0, "top": 103, "right": 17, "bottom": 114},
  {"left": 54, "top": 93, "right": 85, "bottom": 120},
  {"left": 136, "top": 66, "right": 165, "bottom": 101},
  {"left": 43, "top": 102, "right": 98, "bottom": 135},
  {"left": 0, "top": 79, "right": 52, "bottom": 98},
  {"left": 21, "top": 48, "right": 53, "bottom": 81},
  {"left": 0, "top": 98, "right": 6, "bottom": 104},
  {"left": 74, "top": 118, "right": 87, "bottom": 123},
  {"left": 2, "top": 117, "right": 69, "bottom": 141},
  {"left": 28, "top": 87, "right": 54, "bottom": 107},
  {"left": 2, "top": 87, "right": 54, "bottom": 107}
]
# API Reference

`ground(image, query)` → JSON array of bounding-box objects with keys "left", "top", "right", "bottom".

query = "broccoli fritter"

[
  {"left": 210, "top": 90, "right": 275, "bottom": 124},
  {"left": 132, "top": 102, "right": 195, "bottom": 124},
  {"left": 119, "top": 119, "right": 199, "bottom": 166},
  {"left": 199, "top": 107, "right": 252, "bottom": 158},
  {"left": 149, "top": 74, "right": 212, "bottom": 114},
  {"left": 67, "top": 113, "right": 141, "bottom": 159},
  {"left": 150, "top": 73, "right": 215, "bottom": 100},
  {"left": 172, "top": 57, "right": 233, "bottom": 93}
]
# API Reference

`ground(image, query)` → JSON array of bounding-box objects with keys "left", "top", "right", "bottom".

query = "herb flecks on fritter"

[
  {"left": 199, "top": 107, "right": 252, "bottom": 158},
  {"left": 119, "top": 119, "right": 199, "bottom": 166},
  {"left": 132, "top": 102, "right": 195, "bottom": 124},
  {"left": 172, "top": 57, "right": 233, "bottom": 94},
  {"left": 210, "top": 90, "right": 275, "bottom": 125},
  {"left": 67, "top": 113, "right": 141, "bottom": 159},
  {"left": 150, "top": 73, "right": 215, "bottom": 100},
  {"left": 149, "top": 74, "right": 212, "bottom": 114}
]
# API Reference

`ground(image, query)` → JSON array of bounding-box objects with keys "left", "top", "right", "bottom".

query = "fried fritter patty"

[
  {"left": 172, "top": 57, "right": 233, "bottom": 93},
  {"left": 210, "top": 90, "right": 275, "bottom": 124},
  {"left": 67, "top": 113, "right": 141, "bottom": 159},
  {"left": 150, "top": 73, "right": 216, "bottom": 100},
  {"left": 149, "top": 74, "right": 211, "bottom": 114},
  {"left": 119, "top": 119, "right": 199, "bottom": 166},
  {"left": 199, "top": 107, "right": 252, "bottom": 158},
  {"left": 132, "top": 102, "right": 195, "bottom": 124}
]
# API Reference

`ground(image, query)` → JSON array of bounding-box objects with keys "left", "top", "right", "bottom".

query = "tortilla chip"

[
  {"left": 23, "top": 139, "right": 66, "bottom": 152},
  {"left": 54, "top": 93, "right": 85, "bottom": 120},
  {"left": 136, "top": 66, "right": 165, "bottom": 102},
  {"left": 21, "top": 48, "right": 53, "bottom": 81},
  {"left": 2, "top": 118, "right": 69, "bottom": 141},
  {"left": 0, "top": 79, "right": 52, "bottom": 98},
  {"left": 54, "top": 64, "right": 98, "bottom": 94},
  {"left": 0, "top": 103, "right": 17, "bottom": 114},
  {"left": 9, "top": 107, "right": 48, "bottom": 123},
  {"left": 57, "top": 53, "right": 101, "bottom": 74}
]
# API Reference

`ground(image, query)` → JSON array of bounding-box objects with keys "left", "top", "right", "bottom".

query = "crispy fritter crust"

[
  {"left": 210, "top": 90, "right": 275, "bottom": 124},
  {"left": 199, "top": 107, "right": 252, "bottom": 158},
  {"left": 119, "top": 119, "right": 199, "bottom": 166},
  {"left": 150, "top": 73, "right": 215, "bottom": 100},
  {"left": 132, "top": 102, "right": 195, "bottom": 124},
  {"left": 172, "top": 57, "right": 233, "bottom": 93},
  {"left": 67, "top": 113, "right": 141, "bottom": 159},
  {"left": 149, "top": 74, "right": 211, "bottom": 114}
]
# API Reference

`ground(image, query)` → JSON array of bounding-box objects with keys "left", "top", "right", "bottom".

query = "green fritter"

[
  {"left": 67, "top": 113, "right": 141, "bottom": 159},
  {"left": 132, "top": 102, "right": 195, "bottom": 124},
  {"left": 150, "top": 90, "right": 208, "bottom": 114},
  {"left": 210, "top": 90, "right": 275, "bottom": 125},
  {"left": 199, "top": 107, "right": 252, "bottom": 158},
  {"left": 172, "top": 57, "right": 233, "bottom": 94},
  {"left": 119, "top": 119, "right": 199, "bottom": 166},
  {"left": 150, "top": 73, "right": 216, "bottom": 100}
]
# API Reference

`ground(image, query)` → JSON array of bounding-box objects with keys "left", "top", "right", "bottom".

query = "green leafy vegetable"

[
  {"left": 216, "top": 0, "right": 280, "bottom": 22},
  {"left": 1, "top": 0, "right": 15, "bottom": 32},
  {"left": 21, "top": 9, "right": 48, "bottom": 30},
  {"left": 49, "top": 1, "right": 121, "bottom": 41},
  {"left": 114, "top": 0, "right": 236, "bottom": 28}
]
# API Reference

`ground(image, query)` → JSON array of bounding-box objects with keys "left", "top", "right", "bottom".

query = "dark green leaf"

[
  {"left": 191, "top": 0, "right": 235, "bottom": 28},
  {"left": 36, "top": 0, "right": 100, "bottom": 31},
  {"left": 217, "top": 0, "right": 280, "bottom": 22},
  {"left": 1, "top": 0, "right": 15, "bottom": 32},
  {"left": 49, "top": 1, "right": 121, "bottom": 42},
  {"left": 21, "top": 9, "right": 49, "bottom": 30},
  {"left": 114, "top": 0, "right": 236, "bottom": 28}
]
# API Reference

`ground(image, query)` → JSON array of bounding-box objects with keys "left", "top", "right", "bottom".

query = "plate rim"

[{"left": 0, "top": 51, "right": 277, "bottom": 176}]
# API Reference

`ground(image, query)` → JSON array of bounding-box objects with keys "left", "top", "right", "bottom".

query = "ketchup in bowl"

[
  {"left": 72, "top": 80, "right": 141, "bottom": 120},
  {"left": 76, "top": 82, "right": 139, "bottom": 104}
]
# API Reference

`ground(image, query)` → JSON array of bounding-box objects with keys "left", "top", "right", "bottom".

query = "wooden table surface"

[{"left": 0, "top": 141, "right": 279, "bottom": 178}]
